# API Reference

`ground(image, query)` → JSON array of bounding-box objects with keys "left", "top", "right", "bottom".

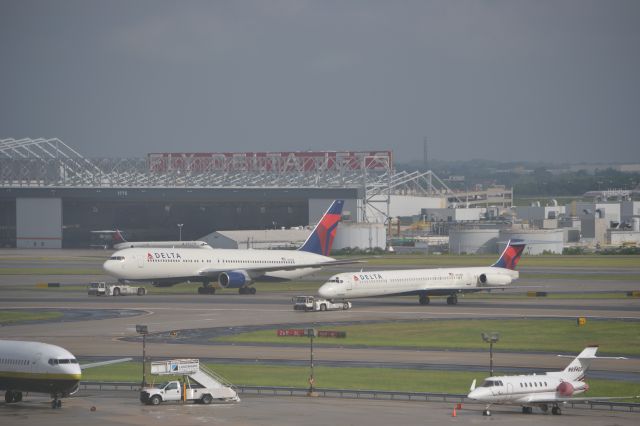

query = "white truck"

[
  {"left": 87, "top": 281, "right": 146, "bottom": 296},
  {"left": 293, "top": 295, "right": 352, "bottom": 312},
  {"left": 140, "top": 359, "right": 240, "bottom": 405}
]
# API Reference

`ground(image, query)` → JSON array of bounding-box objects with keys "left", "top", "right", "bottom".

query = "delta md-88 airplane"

[
  {"left": 318, "top": 240, "right": 526, "bottom": 305},
  {"left": 103, "top": 200, "right": 358, "bottom": 295},
  {"left": 0, "top": 340, "right": 130, "bottom": 409}
]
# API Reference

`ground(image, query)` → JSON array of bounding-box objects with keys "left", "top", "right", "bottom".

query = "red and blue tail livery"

[
  {"left": 492, "top": 240, "right": 526, "bottom": 270},
  {"left": 298, "top": 200, "right": 344, "bottom": 256}
]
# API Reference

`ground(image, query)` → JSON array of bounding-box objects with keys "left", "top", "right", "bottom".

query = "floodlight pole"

[
  {"left": 142, "top": 333, "right": 147, "bottom": 386},
  {"left": 177, "top": 223, "right": 184, "bottom": 241},
  {"left": 136, "top": 325, "right": 149, "bottom": 387},
  {"left": 489, "top": 340, "right": 494, "bottom": 376},
  {"left": 307, "top": 328, "right": 317, "bottom": 396},
  {"left": 482, "top": 332, "right": 500, "bottom": 377}
]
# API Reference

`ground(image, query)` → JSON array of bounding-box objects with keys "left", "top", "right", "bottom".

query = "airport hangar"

[{"left": 0, "top": 138, "right": 481, "bottom": 249}]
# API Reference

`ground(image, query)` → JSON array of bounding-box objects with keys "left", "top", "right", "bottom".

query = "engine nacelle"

[
  {"left": 477, "top": 273, "right": 512, "bottom": 286},
  {"left": 556, "top": 381, "right": 588, "bottom": 397},
  {"left": 218, "top": 271, "right": 252, "bottom": 289}
]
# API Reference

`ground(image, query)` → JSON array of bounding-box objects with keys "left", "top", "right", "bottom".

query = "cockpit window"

[
  {"left": 48, "top": 358, "right": 79, "bottom": 365},
  {"left": 480, "top": 380, "right": 502, "bottom": 387},
  {"left": 108, "top": 256, "right": 125, "bottom": 261},
  {"left": 327, "top": 278, "right": 344, "bottom": 283}
]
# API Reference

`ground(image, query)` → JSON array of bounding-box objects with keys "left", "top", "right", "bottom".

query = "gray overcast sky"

[{"left": 1, "top": 0, "right": 639, "bottom": 163}]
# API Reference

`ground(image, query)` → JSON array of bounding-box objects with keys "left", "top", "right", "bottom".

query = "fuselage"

[
  {"left": 318, "top": 267, "right": 518, "bottom": 299},
  {"left": 0, "top": 340, "right": 81, "bottom": 396},
  {"left": 103, "top": 247, "right": 334, "bottom": 283},
  {"left": 467, "top": 372, "right": 587, "bottom": 405}
]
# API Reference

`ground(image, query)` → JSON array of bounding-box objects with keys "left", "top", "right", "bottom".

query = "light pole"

[
  {"left": 481, "top": 332, "right": 500, "bottom": 376},
  {"left": 306, "top": 328, "right": 317, "bottom": 396},
  {"left": 136, "top": 325, "right": 149, "bottom": 386},
  {"left": 177, "top": 223, "right": 183, "bottom": 241}
]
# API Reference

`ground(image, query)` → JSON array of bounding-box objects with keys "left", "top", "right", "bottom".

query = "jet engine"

[
  {"left": 477, "top": 273, "right": 512, "bottom": 286},
  {"left": 556, "top": 381, "right": 588, "bottom": 396},
  {"left": 218, "top": 271, "right": 252, "bottom": 288}
]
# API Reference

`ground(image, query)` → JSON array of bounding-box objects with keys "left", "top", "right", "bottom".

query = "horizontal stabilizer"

[{"left": 81, "top": 357, "right": 132, "bottom": 370}]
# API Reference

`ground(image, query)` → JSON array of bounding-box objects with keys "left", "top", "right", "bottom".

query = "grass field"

[
  {"left": 0, "top": 310, "right": 63, "bottom": 323},
  {"left": 80, "top": 361, "right": 640, "bottom": 398},
  {"left": 212, "top": 319, "right": 640, "bottom": 356}
]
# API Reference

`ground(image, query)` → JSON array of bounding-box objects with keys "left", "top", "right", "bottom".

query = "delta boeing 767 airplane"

[
  {"left": 318, "top": 240, "right": 526, "bottom": 305},
  {"left": 103, "top": 200, "right": 359, "bottom": 295}
]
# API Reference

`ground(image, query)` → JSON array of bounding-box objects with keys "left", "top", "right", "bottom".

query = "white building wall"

[
  {"left": 449, "top": 229, "right": 499, "bottom": 254},
  {"left": 16, "top": 198, "right": 62, "bottom": 248},
  {"left": 332, "top": 223, "right": 386, "bottom": 250},
  {"left": 499, "top": 228, "right": 564, "bottom": 255},
  {"left": 423, "top": 208, "right": 484, "bottom": 222},
  {"left": 607, "top": 230, "right": 640, "bottom": 246},
  {"left": 389, "top": 195, "right": 445, "bottom": 217}
]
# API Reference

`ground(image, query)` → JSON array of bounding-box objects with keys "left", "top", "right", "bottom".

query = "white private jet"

[
  {"left": 318, "top": 240, "right": 526, "bottom": 305},
  {"left": 467, "top": 346, "right": 634, "bottom": 416},
  {"left": 103, "top": 200, "right": 360, "bottom": 295},
  {"left": 0, "top": 339, "right": 130, "bottom": 409}
]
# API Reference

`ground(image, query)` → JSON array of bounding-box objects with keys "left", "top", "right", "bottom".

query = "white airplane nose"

[
  {"left": 103, "top": 259, "right": 123, "bottom": 278},
  {"left": 318, "top": 284, "right": 333, "bottom": 298}
]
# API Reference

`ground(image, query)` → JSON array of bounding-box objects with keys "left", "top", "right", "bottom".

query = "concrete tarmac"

[
  {"left": 1, "top": 248, "right": 640, "bottom": 425},
  {"left": 1, "top": 391, "right": 638, "bottom": 426}
]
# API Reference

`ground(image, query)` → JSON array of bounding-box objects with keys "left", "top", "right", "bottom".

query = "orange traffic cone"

[{"left": 452, "top": 406, "right": 457, "bottom": 417}]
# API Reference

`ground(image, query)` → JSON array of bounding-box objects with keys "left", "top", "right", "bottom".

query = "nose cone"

[
  {"left": 103, "top": 258, "right": 116, "bottom": 276},
  {"left": 318, "top": 283, "right": 334, "bottom": 299},
  {"left": 467, "top": 388, "right": 486, "bottom": 401}
]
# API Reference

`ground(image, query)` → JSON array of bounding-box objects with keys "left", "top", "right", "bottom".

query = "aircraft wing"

[
  {"left": 519, "top": 394, "right": 638, "bottom": 404},
  {"left": 80, "top": 358, "right": 132, "bottom": 370},
  {"left": 196, "top": 258, "right": 366, "bottom": 278}
]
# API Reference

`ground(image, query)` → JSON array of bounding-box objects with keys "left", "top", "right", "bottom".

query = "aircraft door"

[
  {"left": 137, "top": 254, "right": 144, "bottom": 269},
  {"left": 32, "top": 352, "right": 42, "bottom": 374},
  {"left": 505, "top": 383, "right": 513, "bottom": 401},
  {"left": 345, "top": 276, "right": 353, "bottom": 294}
]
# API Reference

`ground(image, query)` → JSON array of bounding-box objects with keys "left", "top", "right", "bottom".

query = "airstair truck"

[{"left": 140, "top": 359, "right": 240, "bottom": 405}]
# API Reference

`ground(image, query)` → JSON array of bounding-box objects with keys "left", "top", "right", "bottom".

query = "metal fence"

[{"left": 79, "top": 382, "right": 640, "bottom": 413}]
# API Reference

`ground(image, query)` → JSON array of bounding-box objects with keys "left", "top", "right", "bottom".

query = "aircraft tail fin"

[
  {"left": 298, "top": 200, "right": 344, "bottom": 256},
  {"left": 491, "top": 239, "right": 526, "bottom": 270},
  {"left": 113, "top": 229, "right": 127, "bottom": 243},
  {"left": 562, "top": 346, "right": 598, "bottom": 380}
]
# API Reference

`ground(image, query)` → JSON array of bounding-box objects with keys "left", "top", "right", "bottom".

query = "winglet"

[
  {"left": 470, "top": 379, "right": 476, "bottom": 392},
  {"left": 298, "top": 200, "right": 344, "bottom": 256},
  {"left": 492, "top": 239, "right": 526, "bottom": 270}
]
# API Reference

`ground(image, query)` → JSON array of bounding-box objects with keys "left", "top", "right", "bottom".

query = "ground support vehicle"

[
  {"left": 293, "top": 295, "right": 352, "bottom": 312},
  {"left": 87, "top": 281, "right": 146, "bottom": 296},
  {"left": 140, "top": 359, "right": 239, "bottom": 405}
]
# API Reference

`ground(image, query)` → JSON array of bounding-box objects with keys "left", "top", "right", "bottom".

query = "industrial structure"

[
  {"left": 1, "top": 138, "right": 508, "bottom": 249},
  {"left": 2, "top": 138, "right": 637, "bottom": 252}
]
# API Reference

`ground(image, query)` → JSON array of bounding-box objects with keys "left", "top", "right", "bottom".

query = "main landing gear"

[
  {"left": 197, "top": 286, "right": 216, "bottom": 294},
  {"left": 239, "top": 287, "right": 256, "bottom": 295},
  {"left": 551, "top": 405, "right": 562, "bottom": 415},
  {"left": 51, "top": 394, "right": 62, "bottom": 409},
  {"left": 418, "top": 294, "right": 430, "bottom": 305},
  {"left": 5, "top": 390, "right": 23, "bottom": 403},
  {"left": 446, "top": 294, "right": 458, "bottom": 305},
  {"left": 522, "top": 406, "right": 533, "bottom": 414},
  {"left": 198, "top": 280, "right": 216, "bottom": 294}
]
